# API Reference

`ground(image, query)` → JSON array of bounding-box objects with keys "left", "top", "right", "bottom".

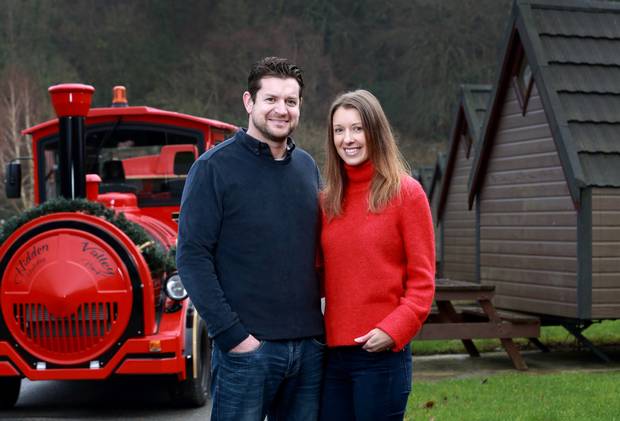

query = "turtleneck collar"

[{"left": 344, "top": 159, "right": 374, "bottom": 185}]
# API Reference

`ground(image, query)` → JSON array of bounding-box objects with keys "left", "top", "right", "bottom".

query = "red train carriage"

[{"left": 0, "top": 84, "right": 237, "bottom": 408}]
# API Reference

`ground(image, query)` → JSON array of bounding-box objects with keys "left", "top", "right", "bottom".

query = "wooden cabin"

[
  {"left": 437, "top": 85, "right": 491, "bottom": 282},
  {"left": 428, "top": 153, "right": 447, "bottom": 214},
  {"left": 468, "top": 0, "right": 620, "bottom": 320},
  {"left": 429, "top": 153, "right": 447, "bottom": 275},
  {"left": 416, "top": 166, "right": 435, "bottom": 196}
]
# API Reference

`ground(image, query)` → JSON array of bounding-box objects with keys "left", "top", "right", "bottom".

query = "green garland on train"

[{"left": 0, "top": 198, "right": 176, "bottom": 275}]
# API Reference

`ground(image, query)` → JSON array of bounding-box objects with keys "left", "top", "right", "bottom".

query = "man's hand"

[
  {"left": 354, "top": 328, "right": 395, "bottom": 352},
  {"left": 229, "top": 334, "right": 261, "bottom": 353}
]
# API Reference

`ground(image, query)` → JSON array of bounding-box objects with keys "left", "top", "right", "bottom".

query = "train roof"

[{"left": 22, "top": 105, "right": 237, "bottom": 136}]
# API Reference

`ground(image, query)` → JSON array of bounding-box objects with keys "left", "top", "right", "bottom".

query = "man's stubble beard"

[{"left": 251, "top": 113, "right": 297, "bottom": 144}]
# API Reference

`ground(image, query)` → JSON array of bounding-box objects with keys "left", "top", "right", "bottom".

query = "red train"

[{"left": 0, "top": 84, "right": 237, "bottom": 408}]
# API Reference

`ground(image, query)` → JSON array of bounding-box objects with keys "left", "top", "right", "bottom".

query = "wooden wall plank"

[
  {"left": 480, "top": 196, "right": 575, "bottom": 212},
  {"left": 592, "top": 304, "right": 620, "bottom": 319},
  {"left": 592, "top": 243, "right": 620, "bottom": 258},
  {"left": 591, "top": 212, "right": 620, "bottom": 226},
  {"left": 445, "top": 228, "right": 481, "bottom": 238},
  {"left": 480, "top": 254, "right": 577, "bottom": 272},
  {"left": 482, "top": 267, "right": 576, "bottom": 288},
  {"left": 496, "top": 108, "right": 548, "bottom": 130},
  {"left": 441, "top": 270, "right": 476, "bottom": 281},
  {"left": 592, "top": 197, "right": 620, "bottom": 211},
  {"left": 481, "top": 212, "right": 577, "bottom": 227},
  {"left": 481, "top": 240, "right": 576, "bottom": 257},
  {"left": 592, "top": 273, "right": 620, "bottom": 288},
  {"left": 493, "top": 137, "right": 557, "bottom": 158},
  {"left": 441, "top": 236, "right": 476, "bottom": 246},
  {"left": 481, "top": 226, "right": 576, "bottom": 241},
  {"left": 592, "top": 188, "right": 620, "bottom": 197},
  {"left": 444, "top": 245, "right": 477, "bottom": 258},
  {"left": 592, "top": 289, "right": 620, "bottom": 303},
  {"left": 592, "top": 257, "right": 620, "bottom": 272},
  {"left": 444, "top": 218, "right": 477, "bottom": 229},
  {"left": 485, "top": 167, "right": 565, "bottom": 186},
  {"left": 591, "top": 304, "right": 620, "bottom": 319},
  {"left": 482, "top": 182, "right": 571, "bottom": 200},
  {"left": 494, "top": 124, "right": 553, "bottom": 144},
  {"left": 486, "top": 152, "right": 561, "bottom": 172},
  {"left": 493, "top": 296, "right": 577, "bottom": 318},
  {"left": 494, "top": 281, "right": 576, "bottom": 302},
  {"left": 592, "top": 227, "right": 620, "bottom": 241}
]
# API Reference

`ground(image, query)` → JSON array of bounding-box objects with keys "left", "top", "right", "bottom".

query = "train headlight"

[{"left": 165, "top": 273, "right": 188, "bottom": 301}]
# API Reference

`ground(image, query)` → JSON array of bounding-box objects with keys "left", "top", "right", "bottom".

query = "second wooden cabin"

[
  {"left": 436, "top": 84, "right": 491, "bottom": 281},
  {"left": 467, "top": 0, "right": 620, "bottom": 321}
]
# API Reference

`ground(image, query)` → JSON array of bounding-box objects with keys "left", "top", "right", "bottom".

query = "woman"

[{"left": 319, "top": 90, "right": 435, "bottom": 421}]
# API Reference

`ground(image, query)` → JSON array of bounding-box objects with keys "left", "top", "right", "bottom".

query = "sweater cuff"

[
  {"left": 376, "top": 314, "right": 422, "bottom": 352},
  {"left": 213, "top": 322, "right": 250, "bottom": 352}
]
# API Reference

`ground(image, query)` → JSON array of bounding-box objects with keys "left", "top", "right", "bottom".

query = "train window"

[
  {"left": 211, "top": 127, "right": 235, "bottom": 145},
  {"left": 511, "top": 42, "right": 533, "bottom": 115},
  {"left": 42, "top": 146, "right": 60, "bottom": 200},
  {"left": 40, "top": 125, "right": 202, "bottom": 207}
]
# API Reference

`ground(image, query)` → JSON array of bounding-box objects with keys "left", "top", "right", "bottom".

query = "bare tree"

[
  {"left": 0, "top": 0, "right": 49, "bottom": 217},
  {"left": 0, "top": 64, "right": 46, "bottom": 215}
]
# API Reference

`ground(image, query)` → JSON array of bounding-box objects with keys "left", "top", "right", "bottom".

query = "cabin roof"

[
  {"left": 428, "top": 152, "right": 447, "bottom": 202},
  {"left": 462, "top": 85, "right": 493, "bottom": 142},
  {"left": 437, "top": 84, "right": 491, "bottom": 221},
  {"left": 412, "top": 166, "right": 434, "bottom": 194},
  {"left": 468, "top": 0, "right": 620, "bottom": 207}
]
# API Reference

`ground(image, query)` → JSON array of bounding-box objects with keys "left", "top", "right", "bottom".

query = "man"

[{"left": 177, "top": 57, "right": 324, "bottom": 421}]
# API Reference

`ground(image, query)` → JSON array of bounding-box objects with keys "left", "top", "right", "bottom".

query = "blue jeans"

[
  {"left": 319, "top": 344, "right": 412, "bottom": 421},
  {"left": 211, "top": 338, "right": 325, "bottom": 421}
]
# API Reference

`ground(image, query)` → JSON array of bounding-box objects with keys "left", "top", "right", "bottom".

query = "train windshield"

[{"left": 40, "top": 125, "right": 204, "bottom": 207}]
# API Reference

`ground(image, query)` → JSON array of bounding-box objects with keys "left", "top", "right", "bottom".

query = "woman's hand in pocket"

[{"left": 354, "top": 328, "right": 395, "bottom": 352}]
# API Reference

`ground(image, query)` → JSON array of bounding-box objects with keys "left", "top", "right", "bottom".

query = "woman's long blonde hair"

[{"left": 323, "top": 89, "right": 409, "bottom": 218}]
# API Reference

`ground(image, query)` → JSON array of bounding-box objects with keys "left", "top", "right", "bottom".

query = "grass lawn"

[
  {"left": 406, "top": 320, "right": 620, "bottom": 420},
  {"left": 412, "top": 320, "right": 620, "bottom": 355},
  {"left": 406, "top": 370, "right": 620, "bottom": 420}
]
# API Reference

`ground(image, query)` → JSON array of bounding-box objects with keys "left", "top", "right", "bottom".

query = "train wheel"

[
  {"left": 169, "top": 318, "right": 211, "bottom": 407},
  {"left": 0, "top": 377, "right": 21, "bottom": 408}
]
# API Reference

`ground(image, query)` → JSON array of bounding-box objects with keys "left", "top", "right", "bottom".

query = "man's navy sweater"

[{"left": 176, "top": 130, "right": 324, "bottom": 351}]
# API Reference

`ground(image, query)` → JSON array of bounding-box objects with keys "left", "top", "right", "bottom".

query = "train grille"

[{"left": 12, "top": 302, "right": 120, "bottom": 354}]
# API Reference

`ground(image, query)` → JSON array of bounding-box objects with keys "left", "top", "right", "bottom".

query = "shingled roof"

[{"left": 469, "top": 0, "right": 620, "bottom": 206}]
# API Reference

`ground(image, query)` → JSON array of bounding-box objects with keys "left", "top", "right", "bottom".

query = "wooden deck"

[{"left": 414, "top": 278, "right": 541, "bottom": 370}]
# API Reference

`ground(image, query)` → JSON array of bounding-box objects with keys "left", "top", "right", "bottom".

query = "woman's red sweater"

[{"left": 321, "top": 161, "right": 436, "bottom": 351}]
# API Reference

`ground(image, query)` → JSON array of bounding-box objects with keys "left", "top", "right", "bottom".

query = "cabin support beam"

[
  {"left": 562, "top": 322, "right": 610, "bottom": 363},
  {"left": 577, "top": 188, "right": 592, "bottom": 319},
  {"left": 475, "top": 194, "right": 481, "bottom": 283}
]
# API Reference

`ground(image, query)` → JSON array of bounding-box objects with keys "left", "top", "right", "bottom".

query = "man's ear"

[{"left": 243, "top": 91, "right": 253, "bottom": 114}]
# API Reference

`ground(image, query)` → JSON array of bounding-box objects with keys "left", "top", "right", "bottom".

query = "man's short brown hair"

[{"left": 247, "top": 57, "right": 304, "bottom": 101}]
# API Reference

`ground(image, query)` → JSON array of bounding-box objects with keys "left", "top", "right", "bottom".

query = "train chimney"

[{"left": 48, "top": 83, "right": 95, "bottom": 199}]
